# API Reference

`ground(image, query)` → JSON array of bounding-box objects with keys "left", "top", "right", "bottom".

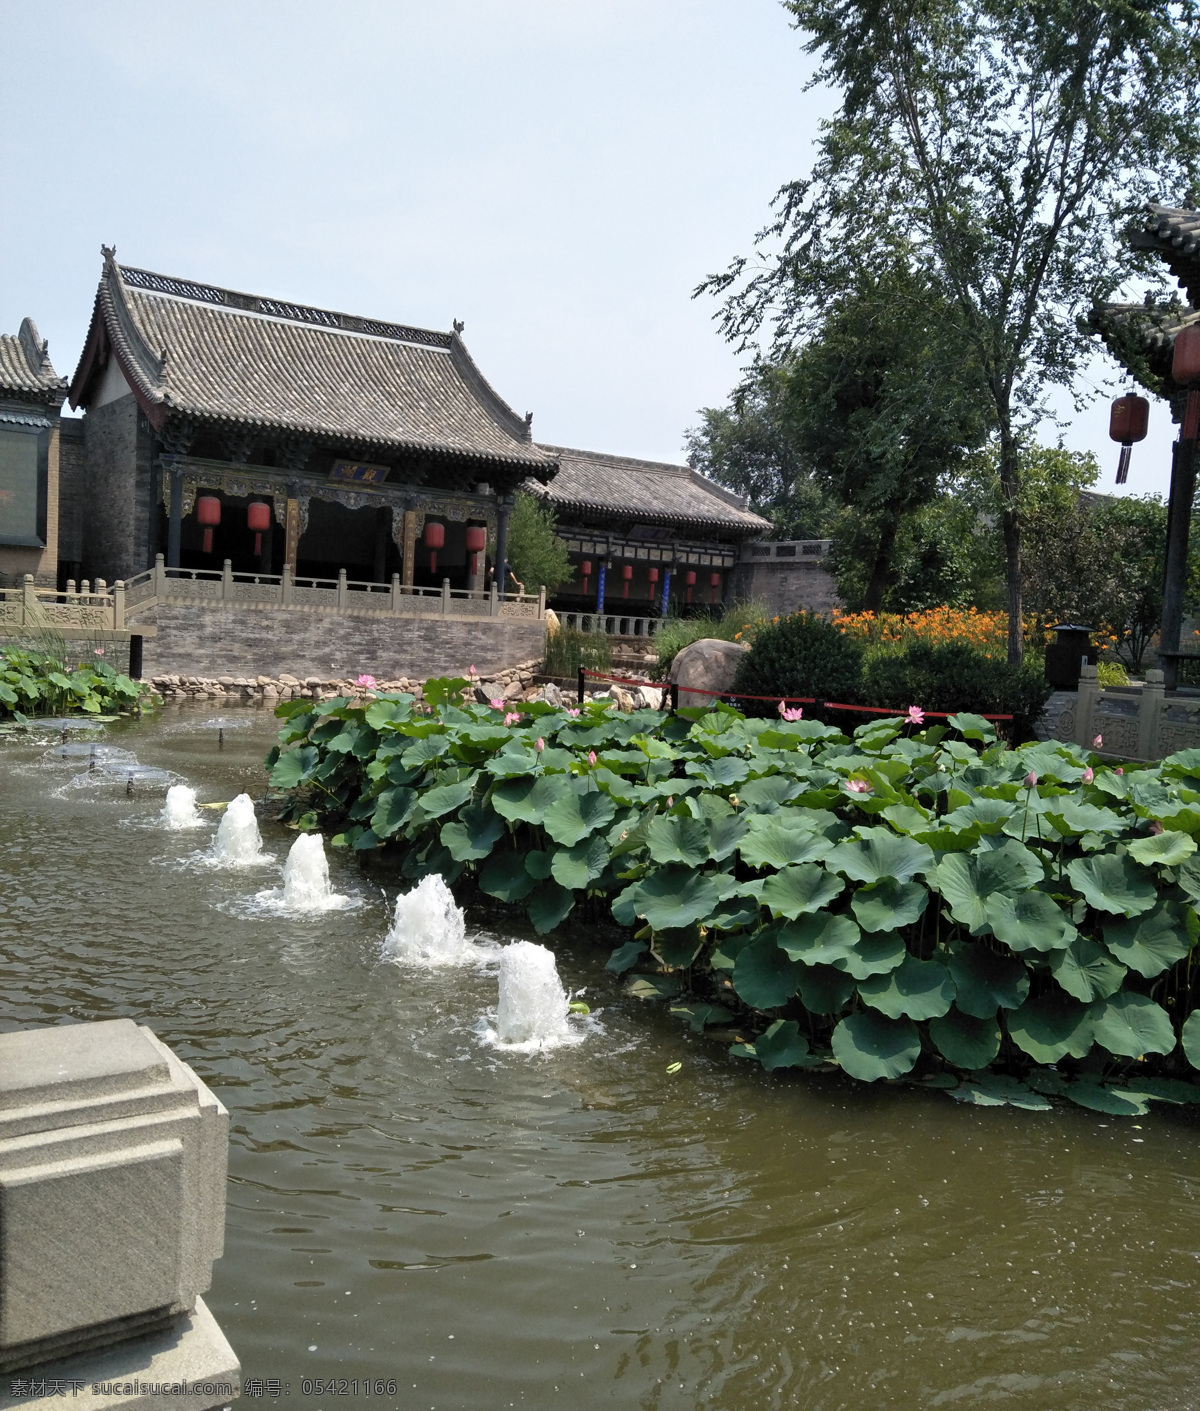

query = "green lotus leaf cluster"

[{"left": 267, "top": 677, "right": 1200, "bottom": 1114}]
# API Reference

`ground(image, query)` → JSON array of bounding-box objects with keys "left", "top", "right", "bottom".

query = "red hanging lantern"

[
  {"left": 424, "top": 521, "right": 446, "bottom": 574},
  {"left": 647, "top": 567, "right": 659, "bottom": 585},
  {"left": 465, "top": 525, "right": 487, "bottom": 578},
  {"left": 710, "top": 572, "right": 721, "bottom": 604},
  {"left": 247, "top": 500, "right": 271, "bottom": 556},
  {"left": 196, "top": 495, "right": 221, "bottom": 554},
  {"left": 580, "top": 559, "right": 593, "bottom": 594},
  {"left": 621, "top": 564, "right": 634, "bottom": 599},
  {"left": 685, "top": 569, "right": 697, "bottom": 604},
  {"left": 1108, "top": 394, "right": 1150, "bottom": 484}
]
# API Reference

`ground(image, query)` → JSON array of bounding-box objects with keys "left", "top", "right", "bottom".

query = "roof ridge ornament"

[{"left": 453, "top": 319, "right": 465, "bottom": 335}]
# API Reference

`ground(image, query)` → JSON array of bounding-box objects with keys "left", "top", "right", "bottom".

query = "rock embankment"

[{"left": 149, "top": 661, "right": 546, "bottom": 704}]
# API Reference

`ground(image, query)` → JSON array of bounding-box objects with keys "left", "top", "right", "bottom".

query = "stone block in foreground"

[{"left": 0, "top": 1020, "right": 239, "bottom": 1408}]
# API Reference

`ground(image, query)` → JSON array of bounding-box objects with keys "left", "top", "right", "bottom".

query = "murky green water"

[{"left": 3, "top": 708, "right": 1200, "bottom": 1409}]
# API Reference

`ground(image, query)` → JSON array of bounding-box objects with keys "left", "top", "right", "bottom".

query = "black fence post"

[
  {"left": 577, "top": 665, "right": 585, "bottom": 705},
  {"left": 128, "top": 635, "right": 144, "bottom": 680},
  {"left": 670, "top": 683, "right": 679, "bottom": 714}
]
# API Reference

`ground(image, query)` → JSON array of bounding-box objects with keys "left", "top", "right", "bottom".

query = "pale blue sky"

[{"left": 0, "top": 0, "right": 1177, "bottom": 497}]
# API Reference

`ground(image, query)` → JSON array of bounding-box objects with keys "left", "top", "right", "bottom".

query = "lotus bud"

[
  {"left": 1093, "top": 734, "right": 1103, "bottom": 749},
  {"left": 1149, "top": 820, "right": 1164, "bottom": 835},
  {"left": 1023, "top": 771, "right": 1038, "bottom": 788},
  {"left": 1081, "top": 766, "right": 1094, "bottom": 784},
  {"left": 535, "top": 737, "right": 545, "bottom": 751}
]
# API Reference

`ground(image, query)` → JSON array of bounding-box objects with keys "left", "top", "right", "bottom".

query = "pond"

[{"left": 2, "top": 707, "right": 1199, "bottom": 1410}]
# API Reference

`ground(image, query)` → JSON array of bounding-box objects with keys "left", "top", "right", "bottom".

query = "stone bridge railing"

[
  {"left": 0, "top": 575, "right": 129, "bottom": 633},
  {"left": 1050, "top": 663, "right": 1200, "bottom": 761}
]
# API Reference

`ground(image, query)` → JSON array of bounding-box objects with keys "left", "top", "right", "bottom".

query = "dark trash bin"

[{"left": 1044, "top": 623, "right": 1096, "bottom": 689}]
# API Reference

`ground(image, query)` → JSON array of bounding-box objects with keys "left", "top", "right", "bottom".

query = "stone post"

[
  {"left": 390, "top": 572, "right": 401, "bottom": 612},
  {"left": 1139, "top": 668, "right": 1166, "bottom": 761},
  {"left": 221, "top": 560, "right": 233, "bottom": 600},
  {"left": 489, "top": 581, "right": 499, "bottom": 617},
  {"left": 113, "top": 580, "right": 126, "bottom": 630},
  {"left": 337, "top": 568, "right": 348, "bottom": 609},
  {"left": 0, "top": 1019, "right": 240, "bottom": 1409},
  {"left": 153, "top": 554, "right": 167, "bottom": 599},
  {"left": 441, "top": 577, "right": 450, "bottom": 614},
  {"left": 1075, "top": 663, "right": 1100, "bottom": 748},
  {"left": 538, "top": 585, "right": 546, "bottom": 618},
  {"left": 281, "top": 562, "right": 294, "bottom": 605},
  {"left": 21, "top": 574, "right": 37, "bottom": 625}
]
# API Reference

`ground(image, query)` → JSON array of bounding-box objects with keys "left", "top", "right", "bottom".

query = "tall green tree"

[
  {"left": 505, "top": 492, "right": 572, "bottom": 595},
  {"left": 700, "top": 0, "right": 1200, "bottom": 661}
]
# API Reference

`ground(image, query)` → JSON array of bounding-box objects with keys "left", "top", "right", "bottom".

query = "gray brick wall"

[
  {"left": 141, "top": 603, "right": 545, "bottom": 680},
  {"left": 82, "top": 396, "right": 153, "bottom": 583},
  {"left": 57, "top": 419, "right": 86, "bottom": 571},
  {"left": 727, "top": 558, "right": 841, "bottom": 618}
]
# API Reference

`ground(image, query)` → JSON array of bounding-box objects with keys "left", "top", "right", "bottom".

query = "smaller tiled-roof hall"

[
  {"left": 0, "top": 318, "right": 68, "bottom": 587},
  {"left": 67, "top": 249, "right": 557, "bottom": 587}
]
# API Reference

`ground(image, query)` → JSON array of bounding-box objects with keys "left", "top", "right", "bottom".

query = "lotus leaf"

[
  {"left": 644, "top": 815, "right": 711, "bottom": 867},
  {"left": 935, "top": 841, "right": 1046, "bottom": 929},
  {"left": 797, "top": 964, "right": 857, "bottom": 1014},
  {"left": 831, "top": 1012, "right": 921, "bottom": 1081},
  {"left": 479, "top": 850, "right": 535, "bottom": 902},
  {"left": 1183, "top": 1011, "right": 1200, "bottom": 1070},
  {"left": 942, "top": 943, "right": 1029, "bottom": 1018},
  {"left": 1103, "top": 902, "right": 1191, "bottom": 978},
  {"left": 670, "top": 1002, "right": 736, "bottom": 1033},
  {"left": 942, "top": 798, "right": 1016, "bottom": 834},
  {"left": 756, "top": 863, "right": 845, "bottom": 919},
  {"left": 685, "top": 756, "right": 751, "bottom": 788},
  {"left": 1065, "top": 1082, "right": 1151, "bottom": 1116},
  {"left": 269, "top": 744, "right": 319, "bottom": 789},
  {"left": 524, "top": 849, "right": 554, "bottom": 879},
  {"left": 401, "top": 734, "right": 450, "bottom": 767},
  {"left": 825, "top": 827, "right": 934, "bottom": 885},
  {"left": 708, "top": 896, "right": 762, "bottom": 931},
  {"left": 738, "top": 819, "right": 834, "bottom": 870},
  {"left": 1091, "top": 992, "right": 1175, "bottom": 1057},
  {"left": 625, "top": 974, "right": 683, "bottom": 1000},
  {"left": 984, "top": 890, "right": 1076, "bottom": 952},
  {"left": 653, "top": 926, "right": 705, "bottom": 968},
  {"left": 439, "top": 802, "right": 503, "bottom": 860},
  {"left": 491, "top": 776, "right": 544, "bottom": 824},
  {"left": 527, "top": 880, "right": 576, "bottom": 934},
  {"left": 948, "top": 712, "right": 996, "bottom": 741},
  {"left": 737, "top": 775, "right": 804, "bottom": 811},
  {"left": 550, "top": 835, "right": 610, "bottom": 890},
  {"left": 606, "top": 940, "right": 647, "bottom": 974},
  {"left": 542, "top": 786, "right": 617, "bottom": 847},
  {"left": 880, "top": 803, "right": 932, "bottom": 834},
  {"left": 929, "top": 1008, "right": 1001, "bottom": 1069},
  {"left": 1163, "top": 746, "right": 1200, "bottom": 775},
  {"left": 707, "top": 813, "right": 749, "bottom": 861},
  {"left": 1045, "top": 800, "right": 1127, "bottom": 837},
  {"left": 733, "top": 935, "right": 804, "bottom": 1009},
  {"left": 1050, "top": 936, "right": 1127, "bottom": 1002},
  {"left": 1007, "top": 992, "right": 1094, "bottom": 1062},
  {"left": 1066, "top": 854, "right": 1158, "bottom": 916},
  {"left": 1132, "top": 1076, "right": 1200, "bottom": 1103},
  {"left": 1127, "top": 830, "right": 1198, "bottom": 866},
  {"left": 752, "top": 1019, "right": 813, "bottom": 1071},
  {"left": 851, "top": 878, "right": 929, "bottom": 933},
  {"left": 628, "top": 865, "right": 731, "bottom": 931},
  {"left": 777, "top": 912, "right": 860, "bottom": 965},
  {"left": 417, "top": 778, "right": 477, "bottom": 819},
  {"left": 950, "top": 1075, "right": 1051, "bottom": 1110},
  {"left": 858, "top": 954, "right": 954, "bottom": 1021},
  {"left": 830, "top": 929, "right": 907, "bottom": 979}
]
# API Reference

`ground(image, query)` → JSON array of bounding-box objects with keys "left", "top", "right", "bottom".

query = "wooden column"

[
  {"left": 284, "top": 497, "right": 301, "bottom": 573},
  {"left": 167, "top": 468, "right": 183, "bottom": 569},
  {"left": 401, "top": 509, "right": 419, "bottom": 588},
  {"left": 1159, "top": 436, "right": 1196, "bottom": 689}
]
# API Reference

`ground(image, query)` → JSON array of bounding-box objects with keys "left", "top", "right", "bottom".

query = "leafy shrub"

[
  {"left": 506, "top": 492, "right": 572, "bottom": 594},
  {"left": 0, "top": 645, "right": 150, "bottom": 717},
  {"left": 732, "top": 611, "right": 864, "bottom": 714},
  {"left": 542, "top": 625, "right": 612, "bottom": 681},
  {"left": 1097, "top": 659, "right": 1130, "bottom": 687},
  {"left": 860, "top": 642, "right": 1051, "bottom": 736},
  {"left": 268, "top": 691, "right": 1200, "bottom": 1116}
]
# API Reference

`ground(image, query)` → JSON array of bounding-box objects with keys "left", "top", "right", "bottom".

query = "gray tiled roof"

[
  {"left": 1131, "top": 203, "right": 1200, "bottom": 305},
  {"left": 527, "top": 444, "right": 770, "bottom": 536},
  {"left": 69, "top": 252, "right": 556, "bottom": 475},
  {"left": 0, "top": 319, "right": 66, "bottom": 403},
  {"left": 1088, "top": 300, "right": 1200, "bottom": 400}
]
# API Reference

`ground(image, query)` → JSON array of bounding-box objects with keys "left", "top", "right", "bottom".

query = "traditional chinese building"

[
  {"left": 0, "top": 320, "right": 69, "bottom": 588},
  {"left": 67, "top": 248, "right": 557, "bottom": 592}
]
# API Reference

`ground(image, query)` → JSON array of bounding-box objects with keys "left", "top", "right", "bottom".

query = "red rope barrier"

[{"left": 579, "top": 669, "right": 1012, "bottom": 720}]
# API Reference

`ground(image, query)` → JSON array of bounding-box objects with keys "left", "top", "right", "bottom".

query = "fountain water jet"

[
  {"left": 210, "top": 792, "right": 269, "bottom": 867},
  {"left": 282, "top": 833, "right": 337, "bottom": 909},
  {"left": 162, "top": 784, "right": 204, "bottom": 830},
  {"left": 493, "top": 941, "right": 572, "bottom": 1049},
  {"left": 382, "top": 875, "right": 472, "bottom": 965}
]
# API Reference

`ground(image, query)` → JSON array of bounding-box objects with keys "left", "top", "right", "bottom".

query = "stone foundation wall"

[
  {"left": 139, "top": 602, "right": 545, "bottom": 681},
  {"left": 726, "top": 557, "right": 840, "bottom": 618}
]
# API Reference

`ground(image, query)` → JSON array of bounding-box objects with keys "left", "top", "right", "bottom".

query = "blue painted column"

[
  {"left": 660, "top": 569, "right": 671, "bottom": 617},
  {"left": 597, "top": 563, "right": 606, "bottom": 615}
]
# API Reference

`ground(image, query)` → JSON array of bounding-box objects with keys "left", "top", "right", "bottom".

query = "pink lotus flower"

[
  {"left": 587, "top": 750, "right": 597, "bottom": 764},
  {"left": 1115, "top": 767, "right": 1124, "bottom": 775},
  {"left": 504, "top": 712, "right": 520, "bottom": 726},
  {"left": 1081, "top": 766, "right": 1094, "bottom": 784},
  {"left": 845, "top": 779, "right": 872, "bottom": 794},
  {"left": 779, "top": 705, "right": 804, "bottom": 722},
  {"left": 490, "top": 697, "right": 505, "bottom": 709},
  {"left": 469, "top": 664, "right": 478, "bottom": 676},
  {"left": 666, "top": 796, "right": 674, "bottom": 807},
  {"left": 1023, "top": 770, "right": 1038, "bottom": 788},
  {"left": 777, "top": 700, "right": 788, "bottom": 717},
  {"left": 535, "top": 737, "right": 545, "bottom": 751},
  {"left": 355, "top": 674, "right": 377, "bottom": 689},
  {"left": 567, "top": 708, "right": 580, "bottom": 718},
  {"left": 1093, "top": 734, "right": 1103, "bottom": 749},
  {"left": 907, "top": 705, "right": 925, "bottom": 725},
  {"left": 1149, "top": 820, "right": 1165, "bottom": 835},
  {"left": 93, "top": 647, "right": 105, "bottom": 656}
]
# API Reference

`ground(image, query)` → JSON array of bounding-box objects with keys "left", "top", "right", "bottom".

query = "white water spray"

[
  {"left": 210, "top": 792, "right": 269, "bottom": 867},
  {"left": 492, "top": 941, "right": 573, "bottom": 1049},
  {"left": 161, "top": 784, "right": 204, "bottom": 830},
  {"left": 282, "top": 833, "right": 338, "bottom": 909},
  {"left": 382, "top": 875, "right": 473, "bottom": 965}
]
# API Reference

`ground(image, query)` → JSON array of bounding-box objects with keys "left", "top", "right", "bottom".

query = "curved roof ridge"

[{"left": 1, "top": 318, "right": 66, "bottom": 403}]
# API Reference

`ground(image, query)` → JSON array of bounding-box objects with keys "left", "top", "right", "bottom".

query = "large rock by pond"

[{"left": 668, "top": 638, "right": 749, "bottom": 708}]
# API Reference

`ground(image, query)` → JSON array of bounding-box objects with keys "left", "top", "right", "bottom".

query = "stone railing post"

[
  {"left": 113, "top": 579, "right": 126, "bottom": 630},
  {"left": 21, "top": 573, "right": 37, "bottom": 625},
  {"left": 222, "top": 559, "right": 234, "bottom": 600},
  {"left": 391, "top": 572, "right": 401, "bottom": 611},
  {"left": 1075, "top": 663, "right": 1100, "bottom": 748},
  {"left": 0, "top": 1020, "right": 240, "bottom": 1402},
  {"left": 337, "top": 567, "right": 348, "bottom": 609},
  {"left": 281, "top": 562, "right": 294, "bottom": 604},
  {"left": 1139, "top": 668, "right": 1166, "bottom": 761},
  {"left": 94, "top": 577, "right": 107, "bottom": 603},
  {"left": 490, "top": 581, "right": 499, "bottom": 617},
  {"left": 442, "top": 577, "right": 451, "bottom": 614},
  {"left": 538, "top": 585, "right": 546, "bottom": 618},
  {"left": 154, "top": 552, "right": 167, "bottom": 599}
]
